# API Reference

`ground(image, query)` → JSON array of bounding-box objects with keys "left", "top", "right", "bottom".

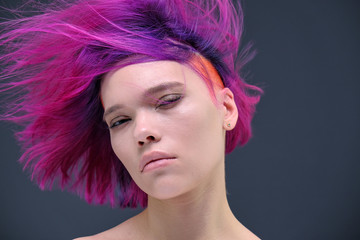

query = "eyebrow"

[{"left": 103, "top": 81, "right": 184, "bottom": 120}]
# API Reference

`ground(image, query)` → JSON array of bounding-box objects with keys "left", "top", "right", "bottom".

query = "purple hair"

[{"left": 0, "top": 0, "right": 262, "bottom": 208}]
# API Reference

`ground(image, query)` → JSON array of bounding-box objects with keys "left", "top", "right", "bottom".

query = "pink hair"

[{"left": 0, "top": 0, "right": 262, "bottom": 208}]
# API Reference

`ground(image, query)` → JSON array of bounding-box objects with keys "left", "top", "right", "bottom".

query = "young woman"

[{"left": 0, "top": 0, "right": 262, "bottom": 239}]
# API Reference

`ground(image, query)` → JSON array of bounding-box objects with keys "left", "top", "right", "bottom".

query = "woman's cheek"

[
  {"left": 110, "top": 131, "right": 135, "bottom": 171},
  {"left": 164, "top": 103, "right": 201, "bottom": 137}
]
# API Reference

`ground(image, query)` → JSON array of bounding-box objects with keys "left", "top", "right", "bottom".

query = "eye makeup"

[{"left": 155, "top": 93, "right": 183, "bottom": 110}]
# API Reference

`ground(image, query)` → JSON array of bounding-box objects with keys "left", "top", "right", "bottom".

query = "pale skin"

[{"left": 74, "top": 60, "right": 260, "bottom": 240}]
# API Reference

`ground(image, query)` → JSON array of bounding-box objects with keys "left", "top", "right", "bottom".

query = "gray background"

[{"left": 1, "top": 0, "right": 359, "bottom": 239}]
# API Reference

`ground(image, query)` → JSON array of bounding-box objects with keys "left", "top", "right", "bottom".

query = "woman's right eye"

[{"left": 109, "top": 118, "right": 130, "bottom": 129}]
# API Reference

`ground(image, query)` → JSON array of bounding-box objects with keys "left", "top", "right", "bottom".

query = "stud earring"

[{"left": 227, "top": 123, "right": 231, "bottom": 127}]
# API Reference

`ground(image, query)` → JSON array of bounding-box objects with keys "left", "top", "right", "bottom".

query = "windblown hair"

[{"left": 0, "top": 0, "right": 262, "bottom": 208}]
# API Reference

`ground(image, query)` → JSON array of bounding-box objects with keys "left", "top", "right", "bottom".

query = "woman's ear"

[{"left": 219, "top": 88, "right": 238, "bottom": 130}]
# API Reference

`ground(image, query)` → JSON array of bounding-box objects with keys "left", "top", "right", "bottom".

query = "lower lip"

[{"left": 143, "top": 158, "right": 176, "bottom": 173}]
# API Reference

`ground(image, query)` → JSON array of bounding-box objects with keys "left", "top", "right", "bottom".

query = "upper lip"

[{"left": 140, "top": 151, "right": 176, "bottom": 172}]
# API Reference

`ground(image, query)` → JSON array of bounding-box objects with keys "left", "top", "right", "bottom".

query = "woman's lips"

[{"left": 140, "top": 151, "right": 176, "bottom": 172}]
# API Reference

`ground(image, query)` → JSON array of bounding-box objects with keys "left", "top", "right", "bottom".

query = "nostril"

[
  {"left": 138, "top": 135, "right": 156, "bottom": 147},
  {"left": 147, "top": 136, "right": 155, "bottom": 141}
]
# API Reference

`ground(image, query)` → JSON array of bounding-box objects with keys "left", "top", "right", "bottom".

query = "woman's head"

[
  {"left": 0, "top": 0, "right": 262, "bottom": 207},
  {"left": 101, "top": 59, "right": 238, "bottom": 200}
]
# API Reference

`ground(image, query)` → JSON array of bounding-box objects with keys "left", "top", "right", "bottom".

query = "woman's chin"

[{"left": 143, "top": 180, "right": 194, "bottom": 202}]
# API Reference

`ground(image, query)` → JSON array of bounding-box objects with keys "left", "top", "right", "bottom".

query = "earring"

[{"left": 227, "top": 123, "right": 231, "bottom": 127}]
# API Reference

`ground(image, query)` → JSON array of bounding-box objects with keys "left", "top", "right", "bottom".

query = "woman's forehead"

[
  {"left": 102, "top": 60, "right": 185, "bottom": 87},
  {"left": 101, "top": 56, "right": 223, "bottom": 92},
  {"left": 100, "top": 61, "right": 190, "bottom": 106},
  {"left": 100, "top": 58, "right": 224, "bottom": 109}
]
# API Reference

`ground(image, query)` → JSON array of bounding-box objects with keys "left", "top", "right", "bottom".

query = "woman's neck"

[{"left": 135, "top": 163, "right": 259, "bottom": 240}]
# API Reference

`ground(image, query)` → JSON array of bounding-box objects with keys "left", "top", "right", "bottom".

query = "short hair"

[{"left": 0, "top": 0, "right": 262, "bottom": 208}]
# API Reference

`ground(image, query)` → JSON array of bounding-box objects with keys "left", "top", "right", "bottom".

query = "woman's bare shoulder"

[
  {"left": 73, "top": 233, "right": 113, "bottom": 240},
  {"left": 72, "top": 213, "right": 144, "bottom": 240},
  {"left": 73, "top": 236, "right": 96, "bottom": 240}
]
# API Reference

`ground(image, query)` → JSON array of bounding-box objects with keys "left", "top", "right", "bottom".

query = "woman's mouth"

[{"left": 140, "top": 151, "right": 176, "bottom": 172}]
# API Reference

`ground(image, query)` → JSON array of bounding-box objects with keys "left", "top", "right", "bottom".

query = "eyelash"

[
  {"left": 155, "top": 94, "right": 182, "bottom": 109},
  {"left": 108, "top": 94, "right": 183, "bottom": 129},
  {"left": 109, "top": 118, "right": 130, "bottom": 129}
]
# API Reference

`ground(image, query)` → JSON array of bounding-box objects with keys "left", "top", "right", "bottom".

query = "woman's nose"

[{"left": 133, "top": 110, "right": 161, "bottom": 147}]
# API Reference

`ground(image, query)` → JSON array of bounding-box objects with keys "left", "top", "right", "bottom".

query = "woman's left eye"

[
  {"left": 109, "top": 118, "right": 130, "bottom": 129},
  {"left": 155, "top": 94, "right": 182, "bottom": 109}
]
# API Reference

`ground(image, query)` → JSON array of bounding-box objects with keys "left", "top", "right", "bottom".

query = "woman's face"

[{"left": 101, "top": 60, "right": 234, "bottom": 200}]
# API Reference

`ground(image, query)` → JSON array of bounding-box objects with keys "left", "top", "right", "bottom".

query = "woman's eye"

[
  {"left": 109, "top": 118, "right": 130, "bottom": 129},
  {"left": 155, "top": 94, "right": 182, "bottom": 109}
]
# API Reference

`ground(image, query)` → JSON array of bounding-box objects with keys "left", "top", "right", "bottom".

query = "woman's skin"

[{"left": 74, "top": 61, "right": 260, "bottom": 240}]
